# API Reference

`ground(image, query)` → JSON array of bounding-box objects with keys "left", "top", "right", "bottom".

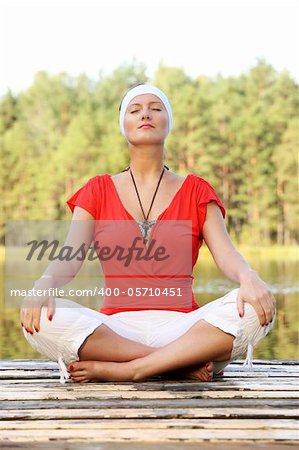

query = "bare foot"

[
  {"left": 183, "top": 361, "right": 214, "bottom": 381},
  {"left": 68, "top": 361, "right": 99, "bottom": 383},
  {"left": 67, "top": 360, "right": 216, "bottom": 383},
  {"left": 67, "top": 360, "right": 133, "bottom": 383},
  {"left": 169, "top": 361, "right": 214, "bottom": 382}
]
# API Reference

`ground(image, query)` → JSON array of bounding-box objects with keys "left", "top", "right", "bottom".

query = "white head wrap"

[{"left": 119, "top": 84, "right": 172, "bottom": 136}]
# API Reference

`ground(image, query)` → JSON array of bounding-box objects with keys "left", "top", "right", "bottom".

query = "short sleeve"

[
  {"left": 195, "top": 177, "right": 226, "bottom": 235},
  {"left": 66, "top": 178, "right": 97, "bottom": 218}
]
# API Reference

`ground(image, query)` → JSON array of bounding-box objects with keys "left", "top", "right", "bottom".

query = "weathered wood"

[
  {"left": 0, "top": 428, "right": 297, "bottom": 441},
  {"left": 0, "top": 418, "right": 297, "bottom": 430},
  {"left": 1, "top": 381, "right": 298, "bottom": 391},
  {"left": 1, "top": 389, "right": 298, "bottom": 401},
  {"left": 0, "top": 359, "right": 298, "bottom": 444},
  {"left": 1, "top": 379, "right": 298, "bottom": 389},
  {"left": 0, "top": 442, "right": 296, "bottom": 450},
  {"left": 2, "top": 407, "right": 298, "bottom": 420},
  {"left": 2, "top": 398, "right": 299, "bottom": 410}
]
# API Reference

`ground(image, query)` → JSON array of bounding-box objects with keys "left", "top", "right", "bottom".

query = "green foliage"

[{"left": 1, "top": 60, "right": 298, "bottom": 245}]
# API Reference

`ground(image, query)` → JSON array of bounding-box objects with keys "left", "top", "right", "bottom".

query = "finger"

[
  {"left": 266, "top": 293, "right": 275, "bottom": 324},
  {"left": 265, "top": 292, "right": 276, "bottom": 323},
  {"left": 47, "top": 296, "right": 56, "bottom": 321},
  {"left": 263, "top": 294, "right": 275, "bottom": 324},
  {"left": 257, "top": 289, "right": 275, "bottom": 325},
  {"left": 30, "top": 300, "right": 42, "bottom": 334},
  {"left": 236, "top": 291, "right": 244, "bottom": 317},
  {"left": 22, "top": 299, "right": 35, "bottom": 333},
  {"left": 32, "top": 303, "right": 42, "bottom": 333},
  {"left": 250, "top": 298, "right": 267, "bottom": 326},
  {"left": 20, "top": 298, "right": 30, "bottom": 328}
]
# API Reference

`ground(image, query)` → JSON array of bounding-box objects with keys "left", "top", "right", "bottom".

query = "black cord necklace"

[{"left": 129, "top": 167, "right": 165, "bottom": 243}]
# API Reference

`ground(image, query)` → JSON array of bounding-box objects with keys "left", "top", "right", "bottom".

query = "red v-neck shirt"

[{"left": 66, "top": 174, "right": 225, "bottom": 314}]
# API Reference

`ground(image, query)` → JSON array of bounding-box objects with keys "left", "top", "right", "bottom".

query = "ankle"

[
  {"left": 130, "top": 358, "right": 147, "bottom": 382},
  {"left": 103, "top": 361, "right": 137, "bottom": 382}
]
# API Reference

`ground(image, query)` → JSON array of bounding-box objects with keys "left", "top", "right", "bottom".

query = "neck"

[{"left": 129, "top": 144, "right": 165, "bottom": 180}]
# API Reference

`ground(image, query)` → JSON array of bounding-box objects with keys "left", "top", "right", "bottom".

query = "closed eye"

[{"left": 130, "top": 108, "right": 161, "bottom": 113}]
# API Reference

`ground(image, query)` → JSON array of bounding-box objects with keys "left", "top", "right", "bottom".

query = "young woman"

[{"left": 20, "top": 84, "right": 276, "bottom": 384}]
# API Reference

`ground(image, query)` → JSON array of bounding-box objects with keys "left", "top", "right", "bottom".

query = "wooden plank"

[
  {"left": 207, "top": 372, "right": 299, "bottom": 378},
  {"left": 224, "top": 367, "right": 299, "bottom": 373},
  {"left": 1, "top": 381, "right": 298, "bottom": 391},
  {"left": 231, "top": 360, "right": 299, "bottom": 365},
  {"left": 0, "top": 359, "right": 297, "bottom": 445},
  {"left": 0, "top": 371, "right": 64, "bottom": 379},
  {"left": 0, "top": 442, "right": 296, "bottom": 450},
  {"left": 2, "top": 398, "right": 299, "bottom": 410},
  {"left": 2, "top": 407, "right": 298, "bottom": 420},
  {"left": 0, "top": 427, "right": 297, "bottom": 441},
  {"left": 1, "top": 378, "right": 297, "bottom": 388},
  {"left": 1, "top": 390, "right": 298, "bottom": 401},
  {"left": 0, "top": 418, "right": 297, "bottom": 430}
]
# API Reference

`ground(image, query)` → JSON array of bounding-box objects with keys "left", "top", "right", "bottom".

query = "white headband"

[{"left": 119, "top": 84, "right": 173, "bottom": 136}]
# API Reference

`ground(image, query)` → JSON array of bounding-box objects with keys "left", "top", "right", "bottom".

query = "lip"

[{"left": 139, "top": 124, "right": 154, "bottom": 129}]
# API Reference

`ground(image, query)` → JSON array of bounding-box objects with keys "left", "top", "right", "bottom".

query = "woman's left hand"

[{"left": 237, "top": 270, "right": 276, "bottom": 326}]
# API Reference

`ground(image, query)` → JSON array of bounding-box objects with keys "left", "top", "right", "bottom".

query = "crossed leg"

[{"left": 69, "top": 319, "right": 234, "bottom": 383}]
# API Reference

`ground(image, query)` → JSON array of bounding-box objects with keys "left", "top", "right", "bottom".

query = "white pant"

[{"left": 23, "top": 288, "right": 275, "bottom": 383}]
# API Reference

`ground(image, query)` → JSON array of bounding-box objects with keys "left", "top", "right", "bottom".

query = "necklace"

[{"left": 129, "top": 167, "right": 165, "bottom": 243}]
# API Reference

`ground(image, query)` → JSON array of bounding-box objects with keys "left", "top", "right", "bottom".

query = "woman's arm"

[
  {"left": 202, "top": 202, "right": 276, "bottom": 326},
  {"left": 21, "top": 206, "right": 95, "bottom": 333},
  {"left": 34, "top": 206, "right": 95, "bottom": 289}
]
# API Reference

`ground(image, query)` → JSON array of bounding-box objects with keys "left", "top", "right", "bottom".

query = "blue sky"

[{"left": 0, "top": 0, "right": 298, "bottom": 95}]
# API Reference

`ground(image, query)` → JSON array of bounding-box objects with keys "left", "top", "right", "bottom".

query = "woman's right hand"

[{"left": 20, "top": 283, "right": 56, "bottom": 334}]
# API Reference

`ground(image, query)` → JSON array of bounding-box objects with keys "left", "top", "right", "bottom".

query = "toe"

[
  {"left": 68, "top": 361, "right": 77, "bottom": 372},
  {"left": 70, "top": 361, "right": 85, "bottom": 373},
  {"left": 72, "top": 374, "right": 89, "bottom": 383},
  {"left": 206, "top": 362, "right": 214, "bottom": 373}
]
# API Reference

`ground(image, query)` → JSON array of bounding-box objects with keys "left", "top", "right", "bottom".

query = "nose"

[{"left": 141, "top": 108, "right": 152, "bottom": 120}]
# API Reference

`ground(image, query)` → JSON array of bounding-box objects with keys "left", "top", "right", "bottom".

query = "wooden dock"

[{"left": 0, "top": 359, "right": 298, "bottom": 448}]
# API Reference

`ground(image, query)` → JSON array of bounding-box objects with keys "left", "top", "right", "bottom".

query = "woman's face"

[{"left": 123, "top": 93, "right": 169, "bottom": 145}]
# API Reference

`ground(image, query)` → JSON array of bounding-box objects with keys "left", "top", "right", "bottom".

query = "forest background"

[{"left": 0, "top": 59, "right": 298, "bottom": 246}]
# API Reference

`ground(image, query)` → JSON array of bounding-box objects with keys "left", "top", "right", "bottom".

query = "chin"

[
  {"left": 127, "top": 132, "right": 168, "bottom": 145},
  {"left": 128, "top": 137, "right": 165, "bottom": 146}
]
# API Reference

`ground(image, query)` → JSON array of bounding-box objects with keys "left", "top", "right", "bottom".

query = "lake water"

[{"left": 1, "top": 247, "right": 298, "bottom": 360}]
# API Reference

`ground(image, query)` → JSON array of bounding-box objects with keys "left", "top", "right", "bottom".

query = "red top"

[{"left": 66, "top": 174, "right": 225, "bottom": 314}]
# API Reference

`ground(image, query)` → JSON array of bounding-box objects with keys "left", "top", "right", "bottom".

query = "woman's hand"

[
  {"left": 20, "top": 279, "right": 56, "bottom": 334},
  {"left": 202, "top": 203, "right": 276, "bottom": 326},
  {"left": 237, "top": 270, "right": 276, "bottom": 326}
]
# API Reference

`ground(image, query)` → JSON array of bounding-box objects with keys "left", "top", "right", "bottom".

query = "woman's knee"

[{"left": 22, "top": 298, "right": 82, "bottom": 344}]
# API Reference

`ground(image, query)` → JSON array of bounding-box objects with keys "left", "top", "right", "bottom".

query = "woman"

[{"left": 20, "top": 84, "right": 276, "bottom": 384}]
